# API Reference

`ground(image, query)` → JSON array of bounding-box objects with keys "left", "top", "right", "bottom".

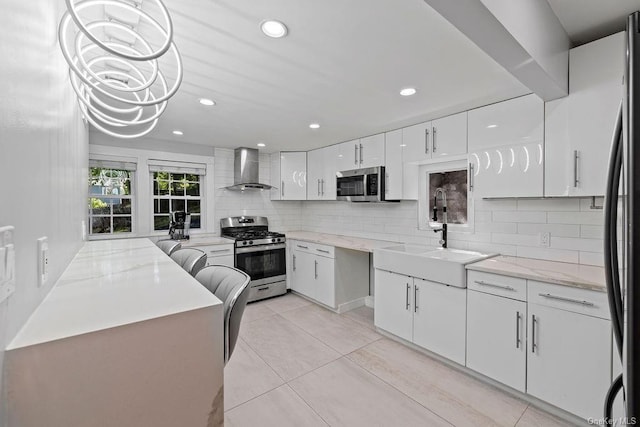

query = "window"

[
  {"left": 152, "top": 172, "right": 202, "bottom": 231},
  {"left": 428, "top": 169, "right": 468, "bottom": 225},
  {"left": 89, "top": 167, "right": 134, "bottom": 235}
]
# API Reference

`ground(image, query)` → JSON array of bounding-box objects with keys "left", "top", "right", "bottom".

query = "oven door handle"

[{"left": 235, "top": 243, "right": 286, "bottom": 254}]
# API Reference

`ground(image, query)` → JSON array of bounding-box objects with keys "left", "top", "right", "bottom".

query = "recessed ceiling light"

[
  {"left": 172, "top": 130, "right": 183, "bottom": 135},
  {"left": 309, "top": 123, "right": 320, "bottom": 129},
  {"left": 400, "top": 87, "right": 417, "bottom": 96},
  {"left": 487, "top": 124, "right": 498, "bottom": 128},
  {"left": 261, "top": 20, "right": 288, "bottom": 38},
  {"left": 257, "top": 143, "right": 266, "bottom": 147},
  {"left": 199, "top": 98, "right": 215, "bottom": 106}
]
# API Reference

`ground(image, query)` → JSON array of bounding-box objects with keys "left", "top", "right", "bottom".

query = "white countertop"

[
  {"left": 286, "top": 231, "right": 399, "bottom": 253},
  {"left": 466, "top": 255, "right": 606, "bottom": 292},
  {"left": 7, "top": 238, "right": 221, "bottom": 350}
]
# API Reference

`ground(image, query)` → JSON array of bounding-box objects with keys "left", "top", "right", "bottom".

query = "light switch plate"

[
  {"left": 0, "top": 225, "right": 16, "bottom": 304},
  {"left": 37, "top": 236, "right": 49, "bottom": 287}
]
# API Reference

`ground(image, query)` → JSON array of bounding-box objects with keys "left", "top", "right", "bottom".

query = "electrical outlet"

[
  {"left": 37, "top": 237, "right": 49, "bottom": 287},
  {"left": 539, "top": 232, "right": 551, "bottom": 248}
]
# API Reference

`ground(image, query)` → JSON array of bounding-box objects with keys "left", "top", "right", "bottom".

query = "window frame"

[
  {"left": 150, "top": 170, "right": 205, "bottom": 234},
  {"left": 88, "top": 166, "right": 136, "bottom": 237}
]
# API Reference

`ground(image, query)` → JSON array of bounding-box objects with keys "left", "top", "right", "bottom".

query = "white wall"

[
  {"left": 0, "top": 0, "right": 89, "bottom": 423},
  {"left": 300, "top": 197, "right": 605, "bottom": 266}
]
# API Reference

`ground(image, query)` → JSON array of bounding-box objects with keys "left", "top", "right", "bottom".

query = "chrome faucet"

[{"left": 432, "top": 187, "right": 448, "bottom": 248}]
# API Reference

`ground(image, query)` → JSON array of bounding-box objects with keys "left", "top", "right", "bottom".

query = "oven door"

[{"left": 235, "top": 243, "right": 286, "bottom": 285}]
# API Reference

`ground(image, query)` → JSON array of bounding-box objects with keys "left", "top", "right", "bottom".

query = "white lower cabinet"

[
  {"left": 467, "top": 290, "right": 527, "bottom": 392},
  {"left": 196, "top": 244, "right": 235, "bottom": 268},
  {"left": 290, "top": 240, "right": 368, "bottom": 311},
  {"left": 374, "top": 269, "right": 466, "bottom": 364},
  {"left": 527, "top": 303, "right": 612, "bottom": 420}
]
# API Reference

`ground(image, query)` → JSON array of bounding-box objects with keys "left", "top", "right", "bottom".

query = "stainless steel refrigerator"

[{"left": 604, "top": 10, "right": 640, "bottom": 421}]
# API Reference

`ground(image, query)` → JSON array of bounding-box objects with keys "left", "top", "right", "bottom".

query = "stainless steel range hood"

[{"left": 224, "top": 147, "right": 273, "bottom": 191}]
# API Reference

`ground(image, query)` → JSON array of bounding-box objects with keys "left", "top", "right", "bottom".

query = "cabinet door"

[
  {"left": 314, "top": 255, "right": 335, "bottom": 308},
  {"left": 374, "top": 270, "right": 413, "bottom": 342},
  {"left": 359, "top": 133, "right": 385, "bottom": 168},
  {"left": 468, "top": 94, "right": 544, "bottom": 198},
  {"left": 402, "top": 121, "right": 431, "bottom": 162},
  {"left": 431, "top": 112, "right": 467, "bottom": 158},
  {"left": 545, "top": 32, "right": 624, "bottom": 197},
  {"left": 466, "top": 290, "right": 527, "bottom": 392},
  {"left": 307, "top": 149, "right": 323, "bottom": 201},
  {"left": 527, "top": 303, "right": 612, "bottom": 420},
  {"left": 206, "top": 255, "right": 234, "bottom": 268},
  {"left": 412, "top": 279, "right": 466, "bottom": 365},
  {"left": 280, "top": 152, "right": 307, "bottom": 200},
  {"left": 321, "top": 144, "right": 338, "bottom": 200},
  {"left": 291, "top": 250, "right": 315, "bottom": 299},
  {"left": 337, "top": 140, "right": 360, "bottom": 172},
  {"left": 384, "top": 129, "right": 403, "bottom": 200}
]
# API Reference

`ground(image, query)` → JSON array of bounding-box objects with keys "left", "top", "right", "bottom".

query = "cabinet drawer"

[
  {"left": 528, "top": 280, "right": 609, "bottom": 320},
  {"left": 197, "top": 244, "right": 235, "bottom": 257},
  {"left": 467, "top": 271, "right": 527, "bottom": 301},
  {"left": 206, "top": 254, "right": 234, "bottom": 268},
  {"left": 292, "top": 241, "right": 335, "bottom": 258}
]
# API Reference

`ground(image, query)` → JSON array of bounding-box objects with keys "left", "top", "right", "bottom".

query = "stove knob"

[
  {"left": 249, "top": 240, "right": 253, "bottom": 245},
  {"left": 271, "top": 238, "right": 276, "bottom": 243},
  {"left": 276, "top": 238, "right": 281, "bottom": 242},
  {"left": 243, "top": 241, "right": 248, "bottom": 245}
]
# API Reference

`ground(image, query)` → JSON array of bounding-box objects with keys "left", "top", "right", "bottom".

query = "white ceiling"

[
  {"left": 135, "top": 0, "right": 529, "bottom": 153},
  {"left": 112, "top": 0, "right": 640, "bottom": 153},
  {"left": 546, "top": 0, "right": 640, "bottom": 46}
]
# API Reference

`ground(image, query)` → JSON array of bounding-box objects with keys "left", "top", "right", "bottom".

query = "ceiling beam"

[{"left": 424, "top": 0, "right": 570, "bottom": 100}]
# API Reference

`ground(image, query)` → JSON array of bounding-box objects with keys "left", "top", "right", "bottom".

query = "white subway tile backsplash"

[
  {"left": 580, "top": 225, "right": 605, "bottom": 239},
  {"left": 492, "top": 211, "right": 547, "bottom": 223},
  {"left": 547, "top": 211, "right": 604, "bottom": 225},
  {"left": 517, "top": 223, "right": 580, "bottom": 238},
  {"left": 491, "top": 233, "right": 538, "bottom": 247},
  {"left": 516, "top": 246, "right": 580, "bottom": 264},
  {"left": 475, "top": 222, "right": 518, "bottom": 234},
  {"left": 551, "top": 237, "right": 603, "bottom": 253},
  {"left": 579, "top": 252, "right": 605, "bottom": 267},
  {"left": 517, "top": 198, "right": 580, "bottom": 211}
]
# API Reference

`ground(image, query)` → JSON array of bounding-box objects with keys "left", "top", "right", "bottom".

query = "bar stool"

[
  {"left": 156, "top": 239, "right": 182, "bottom": 256},
  {"left": 170, "top": 248, "right": 207, "bottom": 276}
]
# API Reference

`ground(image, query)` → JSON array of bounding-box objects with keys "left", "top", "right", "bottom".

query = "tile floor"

[{"left": 224, "top": 292, "right": 573, "bottom": 427}]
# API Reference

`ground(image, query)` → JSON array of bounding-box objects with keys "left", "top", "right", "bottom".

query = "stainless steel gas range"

[{"left": 220, "top": 216, "right": 287, "bottom": 302}]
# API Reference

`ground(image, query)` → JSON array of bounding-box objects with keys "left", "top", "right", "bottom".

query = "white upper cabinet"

[
  {"left": 545, "top": 32, "right": 624, "bottom": 197},
  {"left": 336, "top": 139, "right": 360, "bottom": 172},
  {"left": 270, "top": 151, "right": 307, "bottom": 200},
  {"left": 468, "top": 94, "right": 544, "bottom": 198},
  {"left": 384, "top": 129, "right": 403, "bottom": 200},
  {"left": 307, "top": 145, "right": 338, "bottom": 200},
  {"left": 431, "top": 112, "right": 467, "bottom": 159},
  {"left": 403, "top": 112, "right": 467, "bottom": 162},
  {"left": 402, "top": 121, "right": 431, "bottom": 163},
  {"left": 359, "top": 133, "right": 385, "bottom": 169}
]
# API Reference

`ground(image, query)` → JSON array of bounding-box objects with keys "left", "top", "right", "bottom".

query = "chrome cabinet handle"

[
  {"left": 359, "top": 143, "right": 363, "bottom": 165},
  {"left": 573, "top": 150, "right": 580, "bottom": 187},
  {"left": 432, "top": 127, "right": 437, "bottom": 152},
  {"left": 516, "top": 311, "right": 521, "bottom": 349},
  {"left": 414, "top": 285, "right": 419, "bottom": 313},
  {"left": 425, "top": 128, "right": 429, "bottom": 153},
  {"left": 317, "top": 179, "right": 321, "bottom": 196},
  {"left": 209, "top": 248, "right": 231, "bottom": 253},
  {"left": 538, "top": 293, "right": 595, "bottom": 307},
  {"left": 292, "top": 254, "right": 296, "bottom": 271},
  {"left": 469, "top": 162, "right": 474, "bottom": 191},
  {"left": 281, "top": 181, "right": 285, "bottom": 197},
  {"left": 385, "top": 173, "right": 389, "bottom": 194},
  {"left": 531, "top": 315, "right": 537, "bottom": 353},
  {"left": 316, "top": 249, "right": 330, "bottom": 254},
  {"left": 406, "top": 283, "right": 410, "bottom": 310},
  {"left": 474, "top": 280, "right": 515, "bottom": 291},
  {"left": 314, "top": 260, "right": 318, "bottom": 279},
  {"left": 355, "top": 144, "right": 359, "bottom": 165},
  {"left": 321, "top": 179, "right": 325, "bottom": 195},
  {"left": 296, "top": 244, "right": 309, "bottom": 249}
]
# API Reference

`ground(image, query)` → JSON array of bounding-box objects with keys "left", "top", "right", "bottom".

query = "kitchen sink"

[{"left": 374, "top": 245, "right": 497, "bottom": 288}]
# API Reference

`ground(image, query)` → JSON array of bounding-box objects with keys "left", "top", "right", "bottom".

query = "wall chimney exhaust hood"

[{"left": 224, "top": 147, "right": 273, "bottom": 191}]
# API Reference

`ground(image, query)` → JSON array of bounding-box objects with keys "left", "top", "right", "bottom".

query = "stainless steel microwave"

[{"left": 336, "top": 166, "right": 396, "bottom": 202}]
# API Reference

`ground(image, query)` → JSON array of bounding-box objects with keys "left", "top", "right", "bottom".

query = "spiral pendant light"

[{"left": 58, "top": 0, "right": 183, "bottom": 139}]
